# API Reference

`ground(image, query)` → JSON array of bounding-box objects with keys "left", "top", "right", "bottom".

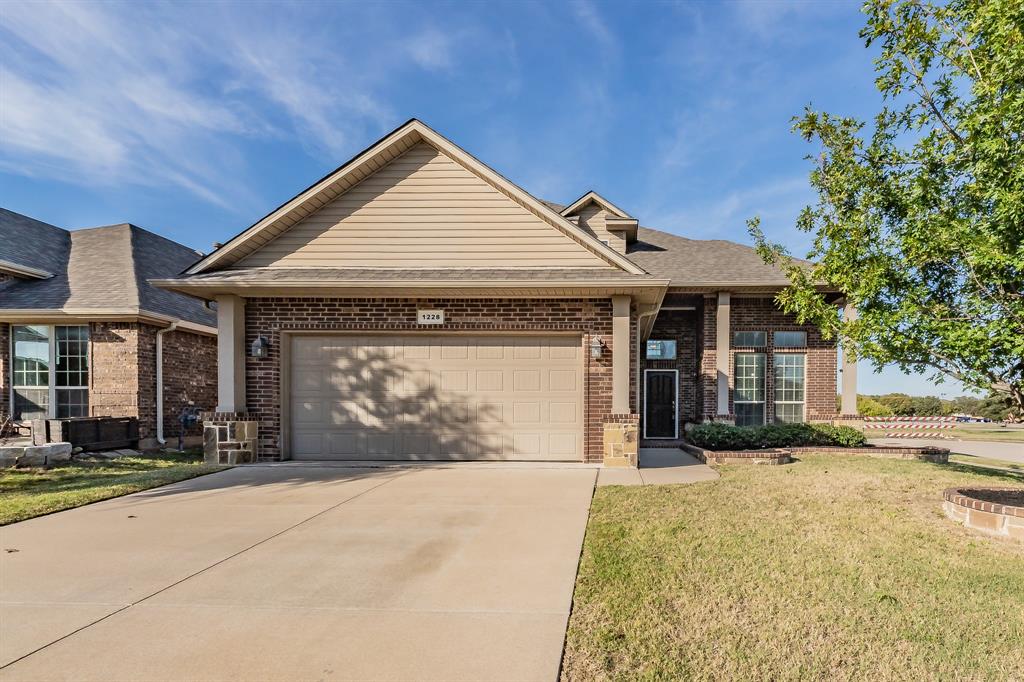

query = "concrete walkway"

[
  {"left": 869, "top": 437, "right": 1024, "bottom": 465},
  {"left": 0, "top": 465, "right": 596, "bottom": 681},
  {"left": 597, "top": 448, "right": 719, "bottom": 486}
]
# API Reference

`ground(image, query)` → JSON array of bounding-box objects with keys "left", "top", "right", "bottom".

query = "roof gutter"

[{"left": 0, "top": 259, "right": 53, "bottom": 280}]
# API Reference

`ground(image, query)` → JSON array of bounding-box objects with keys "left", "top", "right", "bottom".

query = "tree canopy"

[{"left": 750, "top": 0, "right": 1024, "bottom": 416}]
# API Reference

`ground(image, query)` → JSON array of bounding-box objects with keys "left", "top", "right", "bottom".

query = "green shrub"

[{"left": 687, "top": 421, "right": 866, "bottom": 451}]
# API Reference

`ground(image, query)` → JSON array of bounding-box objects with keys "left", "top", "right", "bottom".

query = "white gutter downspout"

[
  {"left": 635, "top": 305, "right": 660, "bottom": 415},
  {"left": 155, "top": 322, "right": 180, "bottom": 446}
]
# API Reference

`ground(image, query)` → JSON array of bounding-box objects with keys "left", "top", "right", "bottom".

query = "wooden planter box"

[{"left": 31, "top": 417, "right": 140, "bottom": 451}]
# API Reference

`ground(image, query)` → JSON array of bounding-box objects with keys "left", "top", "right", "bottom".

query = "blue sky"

[{"left": 0, "top": 0, "right": 971, "bottom": 397}]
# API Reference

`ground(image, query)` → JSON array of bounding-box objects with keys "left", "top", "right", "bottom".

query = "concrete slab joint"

[
  {"left": 202, "top": 412, "right": 258, "bottom": 465},
  {"left": 603, "top": 415, "right": 639, "bottom": 468}
]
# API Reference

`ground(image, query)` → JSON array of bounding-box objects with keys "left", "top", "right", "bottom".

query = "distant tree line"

[{"left": 840, "top": 393, "right": 1017, "bottom": 421}]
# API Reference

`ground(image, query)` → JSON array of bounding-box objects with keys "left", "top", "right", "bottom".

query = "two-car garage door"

[{"left": 289, "top": 335, "right": 583, "bottom": 461}]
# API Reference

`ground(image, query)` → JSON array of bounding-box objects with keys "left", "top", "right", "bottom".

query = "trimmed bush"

[{"left": 687, "top": 422, "right": 866, "bottom": 451}]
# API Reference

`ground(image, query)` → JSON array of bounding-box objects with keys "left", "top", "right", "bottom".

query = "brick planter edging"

[
  {"left": 679, "top": 442, "right": 791, "bottom": 466},
  {"left": 787, "top": 445, "right": 949, "bottom": 463},
  {"left": 680, "top": 442, "right": 950, "bottom": 466},
  {"left": 943, "top": 487, "right": 1024, "bottom": 541}
]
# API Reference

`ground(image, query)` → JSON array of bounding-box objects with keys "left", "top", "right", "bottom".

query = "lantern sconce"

[
  {"left": 251, "top": 335, "right": 270, "bottom": 358},
  {"left": 590, "top": 335, "right": 605, "bottom": 359}
]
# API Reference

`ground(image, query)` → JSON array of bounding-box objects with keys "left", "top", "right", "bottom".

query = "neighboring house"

[
  {"left": 0, "top": 209, "right": 217, "bottom": 447},
  {"left": 155, "top": 119, "right": 857, "bottom": 464}
]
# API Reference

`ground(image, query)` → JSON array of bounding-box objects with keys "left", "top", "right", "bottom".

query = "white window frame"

[
  {"left": 773, "top": 352, "right": 807, "bottom": 423},
  {"left": 643, "top": 369, "right": 679, "bottom": 439},
  {"left": 10, "top": 324, "right": 90, "bottom": 420},
  {"left": 733, "top": 352, "right": 766, "bottom": 426}
]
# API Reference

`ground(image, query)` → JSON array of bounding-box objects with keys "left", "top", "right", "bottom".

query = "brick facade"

[
  {"left": 0, "top": 320, "right": 215, "bottom": 445},
  {"left": 243, "top": 297, "right": 624, "bottom": 463},
  {"left": 160, "top": 330, "right": 218, "bottom": 438},
  {"left": 641, "top": 309, "right": 701, "bottom": 428},
  {"left": 698, "top": 295, "right": 837, "bottom": 422}
]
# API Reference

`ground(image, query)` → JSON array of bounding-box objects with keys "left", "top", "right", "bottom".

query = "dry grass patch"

[{"left": 562, "top": 454, "right": 1024, "bottom": 681}]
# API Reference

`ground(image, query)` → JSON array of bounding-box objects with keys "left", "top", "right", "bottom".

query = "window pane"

[
  {"left": 646, "top": 340, "right": 677, "bottom": 359},
  {"left": 13, "top": 325, "right": 50, "bottom": 387},
  {"left": 775, "top": 403, "right": 804, "bottom": 423},
  {"left": 56, "top": 388, "right": 89, "bottom": 418},
  {"left": 14, "top": 388, "right": 48, "bottom": 421},
  {"left": 55, "top": 325, "right": 89, "bottom": 387},
  {"left": 774, "top": 354, "right": 806, "bottom": 423},
  {"left": 774, "top": 354, "right": 806, "bottom": 402},
  {"left": 734, "top": 353, "right": 765, "bottom": 401},
  {"left": 735, "top": 403, "right": 765, "bottom": 427},
  {"left": 774, "top": 331, "right": 807, "bottom": 348},
  {"left": 733, "top": 331, "right": 766, "bottom": 347}
]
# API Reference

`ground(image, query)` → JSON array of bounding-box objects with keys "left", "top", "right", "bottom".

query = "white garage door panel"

[{"left": 289, "top": 335, "right": 583, "bottom": 461}]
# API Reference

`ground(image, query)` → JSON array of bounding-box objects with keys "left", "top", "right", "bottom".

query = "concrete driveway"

[{"left": 0, "top": 464, "right": 597, "bottom": 681}]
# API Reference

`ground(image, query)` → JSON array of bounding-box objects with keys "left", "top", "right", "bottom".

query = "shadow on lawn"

[{"left": 929, "top": 459, "right": 1024, "bottom": 482}]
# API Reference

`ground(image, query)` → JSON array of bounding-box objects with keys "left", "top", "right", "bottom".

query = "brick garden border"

[
  {"left": 943, "top": 487, "right": 1024, "bottom": 541},
  {"left": 680, "top": 442, "right": 950, "bottom": 466}
]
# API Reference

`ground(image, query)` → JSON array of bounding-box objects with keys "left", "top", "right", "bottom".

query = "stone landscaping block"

[
  {"left": 0, "top": 446, "right": 25, "bottom": 468},
  {"left": 16, "top": 442, "right": 73, "bottom": 467}
]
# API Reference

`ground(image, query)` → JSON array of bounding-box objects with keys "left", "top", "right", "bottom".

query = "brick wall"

[
  {"left": 89, "top": 322, "right": 216, "bottom": 443},
  {"left": 243, "top": 297, "right": 622, "bottom": 462},
  {"left": 89, "top": 322, "right": 143, "bottom": 422},
  {"left": 642, "top": 309, "right": 701, "bottom": 429},
  {"left": 0, "top": 322, "right": 8, "bottom": 417},
  {"left": 159, "top": 329, "right": 217, "bottom": 438},
  {"left": 699, "top": 296, "right": 837, "bottom": 422}
]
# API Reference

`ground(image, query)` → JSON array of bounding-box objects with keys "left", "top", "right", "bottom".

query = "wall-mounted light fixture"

[
  {"left": 251, "top": 335, "right": 270, "bottom": 358},
  {"left": 590, "top": 335, "right": 605, "bottom": 359}
]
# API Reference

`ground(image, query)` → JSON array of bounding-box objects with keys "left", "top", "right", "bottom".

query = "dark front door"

[{"left": 645, "top": 371, "right": 677, "bottom": 438}]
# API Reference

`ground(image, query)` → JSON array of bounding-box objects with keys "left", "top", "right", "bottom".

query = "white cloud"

[
  {"left": 406, "top": 28, "right": 455, "bottom": 71},
  {"left": 570, "top": 0, "right": 618, "bottom": 53},
  {"left": 0, "top": 1, "right": 472, "bottom": 209},
  {"left": 643, "top": 175, "right": 814, "bottom": 249}
]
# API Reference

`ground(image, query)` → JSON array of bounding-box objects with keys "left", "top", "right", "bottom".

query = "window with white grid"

[
  {"left": 734, "top": 353, "right": 765, "bottom": 426},
  {"left": 774, "top": 353, "right": 806, "bottom": 423}
]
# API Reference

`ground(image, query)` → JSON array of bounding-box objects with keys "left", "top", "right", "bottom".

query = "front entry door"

[{"left": 644, "top": 370, "right": 678, "bottom": 439}]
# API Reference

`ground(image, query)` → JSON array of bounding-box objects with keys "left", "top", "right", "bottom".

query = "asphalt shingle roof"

[
  {"left": 626, "top": 226, "right": 805, "bottom": 286},
  {"left": 0, "top": 210, "right": 215, "bottom": 327}
]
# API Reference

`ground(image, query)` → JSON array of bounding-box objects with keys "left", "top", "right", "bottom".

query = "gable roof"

[
  {"left": 0, "top": 211, "right": 216, "bottom": 330},
  {"left": 559, "top": 191, "right": 633, "bottom": 219},
  {"left": 186, "top": 119, "right": 645, "bottom": 276}
]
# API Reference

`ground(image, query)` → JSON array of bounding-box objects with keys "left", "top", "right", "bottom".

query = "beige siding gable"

[
  {"left": 238, "top": 143, "right": 613, "bottom": 269},
  {"left": 576, "top": 203, "right": 627, "bottom": 254}
]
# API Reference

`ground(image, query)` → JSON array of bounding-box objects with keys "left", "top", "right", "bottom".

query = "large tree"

[{"left": 750, "top": 0, "right": 1024, "bottom": 416}]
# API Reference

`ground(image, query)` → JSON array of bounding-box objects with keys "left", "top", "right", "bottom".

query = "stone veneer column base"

[
  {"left": 202, "top": 412, "right": 258, "bottom": 465},
  {"left": 603, "top": 414, "right": 639, "bottom": 468}
]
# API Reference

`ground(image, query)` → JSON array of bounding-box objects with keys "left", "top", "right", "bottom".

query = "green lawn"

[
  {"left": 0, "top": 450, "right": 224, "bottom": 525},
  {"left": 562, "top": 454, "right": 1024, "bottom": 681}
]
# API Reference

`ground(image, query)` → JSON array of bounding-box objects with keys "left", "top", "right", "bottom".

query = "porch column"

[
  {"left": 840, "top": 301, "right": 859, "bottom": 415},
  {"left": 215, "top": 294, "right": 246, "bottom": 413},
  {"left": 611, "top": 295, "right": 630, "bottom": 414},
  {"left": 716, "top": 291, "right": 731, "bottom": 416}
]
